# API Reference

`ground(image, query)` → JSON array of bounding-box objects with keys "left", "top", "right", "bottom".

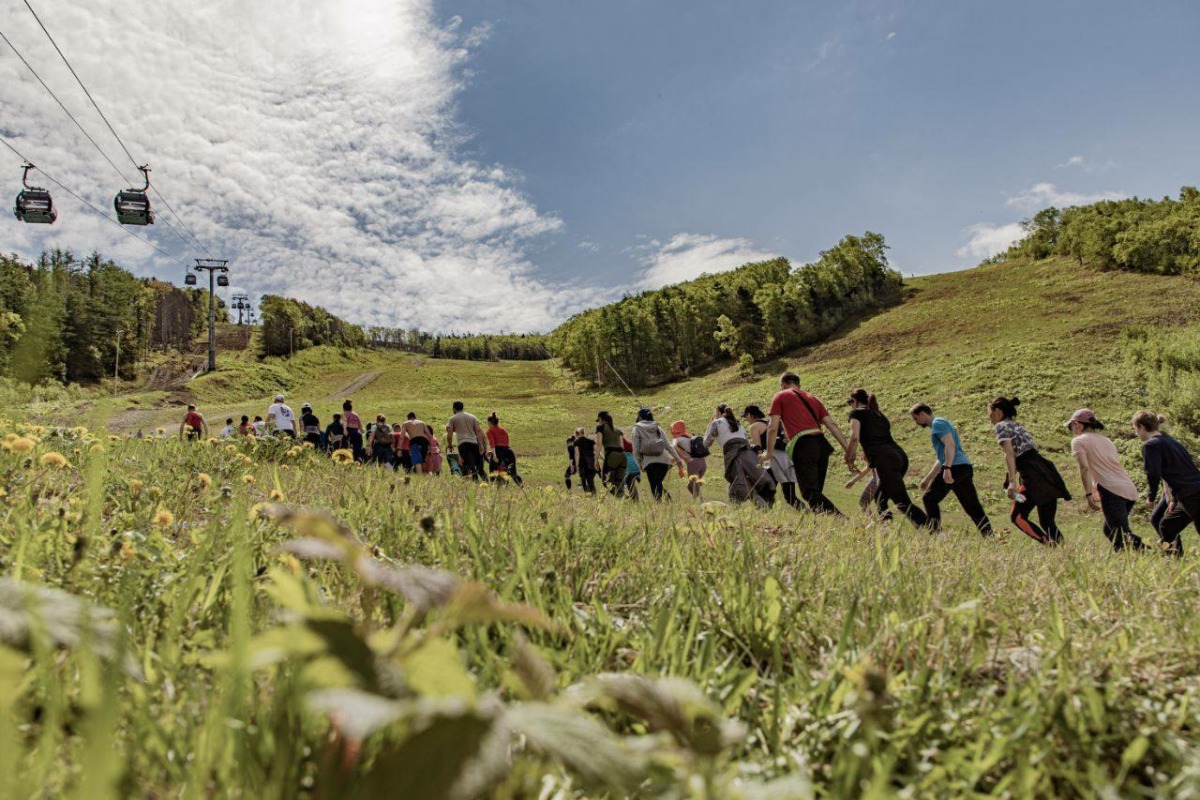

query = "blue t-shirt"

[{"left": 931, "top": 417, "right": 972, "bottom": 466}]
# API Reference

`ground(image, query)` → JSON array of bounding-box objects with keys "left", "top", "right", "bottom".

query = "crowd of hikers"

[{"left": 177, "top": 371, "right": 1200, "bottom": 555}]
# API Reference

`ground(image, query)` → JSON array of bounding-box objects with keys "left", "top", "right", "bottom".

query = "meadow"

[{"left": 4, "top": 257, "right": 1200, "bottom": 797}]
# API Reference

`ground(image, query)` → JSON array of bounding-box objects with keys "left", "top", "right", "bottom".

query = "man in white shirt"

[{"left": 267, "top": 394, "right": 296, "bottom": 438}]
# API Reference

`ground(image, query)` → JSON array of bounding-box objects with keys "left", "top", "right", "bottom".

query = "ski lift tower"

[{"left": 193, "top": 259, "right": 230, "bottom": 372}]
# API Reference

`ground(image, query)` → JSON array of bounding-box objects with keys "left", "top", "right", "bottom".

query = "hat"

[
  {"left": 1066, "top": 408, "right": 1103, "bottom": 430},
  {"left": 301, "top": 402, "right": 312, "bottom": 411},
  {"left": 670, "top": 420, "right": 689, "bottom": 437},
  {"left": 274, "top": 394, "right": 285, "bottom": 402}
]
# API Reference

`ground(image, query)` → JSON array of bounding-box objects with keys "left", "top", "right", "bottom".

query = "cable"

[
  {"left": 21, "top": 0, "right": 214, "bottom": 257},
  {"left": 2, "top": 135, "right": 191, "bottom": 269}
]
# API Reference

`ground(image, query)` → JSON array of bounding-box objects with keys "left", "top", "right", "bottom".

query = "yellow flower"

[
  {"left": 242, "top": 474, "right": 255, "bottom": 485},
  {"left": 248, "top": 502, "right": 276, "bottom": 522},
  {"left": 39, "top": 452, "right": 70, "bottom": 469},
  {"left": 155, "top": 427, "right": 166, "bottom": 435},
  {"left": 206, "top": 437, "right": 218, "bottom": 445},
  {"left": 280, "top": 464, "right": 290, "bottom": 472},
  {"left": 241, "top": 455, "right": 254, "bottom": 465},
  {"left": 119, "top": 540, "right": 135, "bottom": 560},
  {"left": 279, "top": 553, "right": 301, "bottom": 574},
  {"left": 224, "top": 444, "right": 238, "bottom": 454},
  {"left": 148, "top": 486, "right": 162, "bottom": 499},
  {"left": 152, "top": 507, "right": 175, "bottom": 528},
  {"left": 331, "top": 449, "right": 354, "bottom": 464},
  {"left": 286, "top": 447, "right": 300, "bottom": 458},
  {"left": 71, "top": 426, "right": 88, "bottom": 436},
  {"left": 108, "top": 434, "right": 121, "bottom": 442},
  {"left": 9, "top": 437, "right": 36, "bottom": 454},
  {"left": 129, "top": 479, "right": 144, "bottom": 495},
  {"left": 268, "top": 489, "right": 285, "bottom": 502},
  {"left": 197, "top": 473, "right": 213, "bottom": 488},
  {"left": 88, "top": 443, "right": 105, "bottom": 455}
]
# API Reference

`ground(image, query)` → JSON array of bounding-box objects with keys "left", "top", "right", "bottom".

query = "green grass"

[{"left": 5, "top": 257, "right": 1200, "bottom": 797}]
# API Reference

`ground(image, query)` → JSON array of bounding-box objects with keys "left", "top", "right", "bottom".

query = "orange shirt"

[{"left": 486, "top": 426, "right": 510, "bottom": 448}]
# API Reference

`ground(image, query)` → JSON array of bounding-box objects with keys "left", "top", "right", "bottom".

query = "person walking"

[
  {"left": 910, "top": 404, "right": 994, "bottom": 537},
  {"left": 300, "top": 403, "right": 322, "bottom": 447},
  {"left": 485, "top": 413, "right": 522, "bottom": 486},
  {"left": 745, "top": 405, "right": 803, "bottom": 509},
  {"left": 595, "top": 411, "right": 627, "bottom": 495},
  {"left": 1067, "top": 408, "right": 1146, "bottom": 551},
  {"left": 446, "top": 401, "right": 488, "bottom": 480},
  {"left": 1135, "top": 411, "right": 1200, "bottom": 556},
  {"left": 844, "top": 388, "right": 927, "bottom": 529},
  {"left": 392, "top": 423, "right": 411, "bottom": 472},
  {"left": 252, "top": 416, "right": 267, "bottom": 437},
  {"left": 402, "top": 413, "right": 432, "bottom": 475},
  {"left": 671, "top": 420, "right": 707, "bottom": 500},
  {"left": 631, "top": 408, "right": 682, "bottom": 501},
  {"left": 988, "top": 396, "right": 1071, "bottom": 545},
  {"left": 763, "top": 372, "right": 849, "bottom": 515},
  {"left": 238, "top": 415, "right": 256, "bottom": 438},
  {"left": 564, "top": 434, "right": 578, "bottom": 490},
  {"left": 219, "top": 417, "right": 237, "bottom": 439},
  {"left": 573, "top": 426, "right": 598, "bottom": 494},
  {"left": 426, "top": 432, "right": 444, "bottom": 476},
  {"left": 267, "top": 395, "right": 296, "bottom": 439},
  {"left": 705, "top": 404, "right": 775, "bottom": 505},
  {"left": 342, "top": 400, "right": 364, "bottom": 461},
  {"left": 325, "top": 413, "right": 346, "bottom": 452},
  {"left": 368, "top": 416, "right": 394, "bottom": 467},
  {"left": 179, "top": 405, "right": 208, "bottom": 441}
]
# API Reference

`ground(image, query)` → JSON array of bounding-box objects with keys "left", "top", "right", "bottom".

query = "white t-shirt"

[
  {"left": 220, "top": 425, "right": 236, "bottom": 439},
  {"left": 253, "top": 421, "right": 266, "bottom": 436},
  {"left": 704, "top": 418, "right": 748, "bottom": 449},
  {"left": 267, "top": 402, "right": 295, "bottom": 431}
]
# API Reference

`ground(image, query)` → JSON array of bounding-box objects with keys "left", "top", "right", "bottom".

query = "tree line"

[
  {"left": 0, "top": 250, "right": 223, "bottom": 385},
  {"left": 1004, "top": 186, "right": 1200, "bottom": 274},
  {"left": 548, "top": 232, "right": 903, "bottom": 389},
  {"left": 258, "top": 295, "right": 366, "bottom": 358},
  {"left": 363, "top": 327, "right": 550, "bottom": 361}
]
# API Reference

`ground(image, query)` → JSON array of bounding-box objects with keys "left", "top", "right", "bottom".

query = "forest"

[
  {"left": 257, "top": 295, "right": 366, "bottom": 357},
  {"left": 364, "top": 327, "right": 550, "bottom": 361},
  {"left": 548, "top": 232, "right": 903, "bottom": 389},
  {"left": 0, "top": 249, "right": 222, "bottom": 385}
]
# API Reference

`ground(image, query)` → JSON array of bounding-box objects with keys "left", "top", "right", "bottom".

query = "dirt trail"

[{"left": 326, "top": 370, "right": 382, "bottom": 401}]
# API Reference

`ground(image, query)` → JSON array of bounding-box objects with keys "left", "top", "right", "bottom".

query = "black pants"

[
  {"left": 644, "top": 463, "right": 670, "bottom": 501},
  {"left": 348, "top": 429, "right": 364, "bottom": 461},
  {"left": 791, "top": 435, "right": 841, "bottom": 515},
  {"left": 922, "top": 464, "right": 993, "bottom": 536},
  {"left": 1159, "top": 491, "right": 1200, "bottom": 556},
  {"left": 564, "top": 464, "right": 575, "bottom": 490},
  {"left": 872, "top": 448, "right": 928, "bottom": 529},
  {"left": 370, "top": 443, "right": 393, "bottom": 467},
  {"left": 1151, "top": 497, "right": 1170, "bottom": 535},
  {"left": 1010, "top": 497, "right": 1062, "bottom": 545},
  {"left": 577, "top": 460, "right": 597, "bottom": 494},
  {"left": 1098, "top": 485, "right": 1145, "bottom": 552},
  {"left": 458, "top": 442, "right": 484, "bottom": 480},
  {"left": 494, "top": 445, "right": 522, "bottom": 485}
]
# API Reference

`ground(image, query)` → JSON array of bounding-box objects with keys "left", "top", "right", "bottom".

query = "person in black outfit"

[
  {"left": 571, "top": 426, "right": 597, "bottom": 494},
  {"left": 844, "top": 388, "right": 928, "bottom": 528},
  {"left": 565, "top": 435, "right": 577, "bottom": 490},
  {"left": 1135, "top": 410, "right": 1200, "bottom": 555}
]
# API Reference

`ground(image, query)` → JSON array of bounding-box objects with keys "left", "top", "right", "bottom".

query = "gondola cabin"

[
  {"left": 216, "top": 274, "right": 229, "bottom": 287},
  {"left": 184, "top": 273, "right": 198, "bottom": 286},
  {"left": 114, "top": 191, "right": 154, "bottom": 225},
  {"left": 14, "top": 164, "right": 56, "bottom": 224}
]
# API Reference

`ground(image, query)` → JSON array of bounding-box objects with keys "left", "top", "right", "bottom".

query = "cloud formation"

[
  {"left": 634, "top": 233, "right": 777, "bottom": 290},
  {"left": 956, "top": 222, "right": 1026, "bottom": 260},
  {"left": 1006, "top": 182, "right": 1126, "bottom": 212},
  {"left": 1, "top": 0, "right": 597, "bottom": 333}
]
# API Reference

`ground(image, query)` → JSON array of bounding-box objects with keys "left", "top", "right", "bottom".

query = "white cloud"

[
  {"left": 1, "top": 0, "right": 599, "bottom": 333},
  {"left": 886, "top": 31, "right": 897, "bottom": 40},
  {"left": 577, "top": 240, "right": 600, "bottom": 253},
  {"left": 634, "top": 233, "right": 777, "bottom": 290},
  {"left": 1054, "top": 154, "right": 1117, "bottom": 172},
  {"left": 1006, "top": 182, "right": 1126, "bottom": 212},
  {"left": 956, "top": 222, "right": 1025, "bottom": 260}
]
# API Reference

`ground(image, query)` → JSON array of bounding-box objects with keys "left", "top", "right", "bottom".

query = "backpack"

[
  {"left": 640, "top": 426, "right": 667, "bottom": 456},
  {"left": 688, "top": 436, "right": 710, "bottom": 459}
]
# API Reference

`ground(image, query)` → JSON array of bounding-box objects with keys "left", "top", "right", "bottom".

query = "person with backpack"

[
  {"left": 706, "top": 404, "right": 775, "bottom": 506},
  {"left": 573, "top": 426, "right": 598, "bottom": 494},
  {"left": 342, "top": 399, "right": 364, "bottom": 461},
  {"left": 631, "top": 408, "right": 682, "bottom": 501},
  {"left": 844, "top": 388, "right": 927, "bottom": 529},
  {"left": 910, "top": 403, "right": 994, "bottom": 537},
  {"left": 595, "top": 412, "right": 627, "bottom": 495},
  {"left": 988, "top": 396, "right": 1071, "bottom": 545},
  {"left": 368, "top": 416, "right": 394, "bottom": 466},
  {"left": 486, "top": 413, "right": 522, "bottom": 486},
  {"left": 744, "top": 405, "right": 802, "bottom": 510},
  {"left": 1135, "top": 410, "right": 1200, "bottom": 556},
  {"left": 1067, "top": 408, "right": 1146, "bottom": 552},
  {"left": 179, "top": 405, "right": 208, "bottom": 441},
  {"left": 325, "top": 413, "right": 346, "bottom": 452},
  {"left": 762, "top": 372, "right": 849, "bottom": 515},
  {"left": 671, "top": 420, "right": 707, "bottom": 500},
  {"left": 300, "top": 403, "right": 322, "bottom": 447}
]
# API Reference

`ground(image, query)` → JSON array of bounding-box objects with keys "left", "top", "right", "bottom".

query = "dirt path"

[{"left": 326, "top": 370, "right": 382, "bottom": 401}]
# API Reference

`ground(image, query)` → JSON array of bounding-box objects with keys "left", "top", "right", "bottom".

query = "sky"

[{"left": 1, "top": 0, "right": 1198, "bottom": 333}]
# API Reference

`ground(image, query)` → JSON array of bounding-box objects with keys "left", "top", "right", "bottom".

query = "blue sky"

[{"left": 3, "top": 0, "right": 1198, "bottom": 331}]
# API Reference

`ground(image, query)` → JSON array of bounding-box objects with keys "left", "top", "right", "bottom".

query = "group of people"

[
  {"left": 563, "top": 372, "right": 1200, "bottom": 555},
  {"left": 179, "top": 396, "right": 522, "bottom": 483}
]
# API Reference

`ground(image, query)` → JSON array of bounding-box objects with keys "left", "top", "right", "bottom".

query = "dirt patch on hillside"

[{"left": 326, "top": 370, "right": 382, "bottom": 400}]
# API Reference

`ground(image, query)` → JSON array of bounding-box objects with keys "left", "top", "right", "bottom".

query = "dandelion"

[
  {"left": 9, "top": 436, "right": 36, "bottom": 454},
  {"left": 148, "top": 486, "right": 163, "bottom": 499},
  {"left": 279, "top": 553, "right": 301, "bottom": 574},
  {"left": 39, "top": 452, "right": 70, "bottom": 469},
  {"left": 71, "top": 426, "right": 88, "bottom": 436},
  {"left": 129, "top": 478, "right": 144, "bottom": 495},
  {"left": 269, "top": 489, "right": 285, "bottom": 502},
  {"left": 155, "top": 428, "right": 166, "bottom": 435},
  {"left": 152, "top": 507, "right": 175, "bottom": 528},
  {"left": 108, "top": 434, "right": 121, "bottom": 442},
  {"left": 241, "top": 455, "right": 254, "bottom": 465},
  {"left": 197, "top": 473, "right": 213, "bottom": 489},
  {"left": 224, "top": 444, "right": 238, "bottom": 454},
  {"left": 331, "top": 449, "right": 354, "bottom": 464},
  {"left": 206, "top": 437, "right": 218, "bottom": 446},
  {"left": 280, "top": 464, "right": 290, "bottom": 472},
  {"left": 286, "top": 447, "right": 301, "bottom": 458},
  {"left": 248, "top": 502, "right": 276, "bottom": 522},
  {"left": 242, "top": 474, "right": 255, "bottom": 485}
]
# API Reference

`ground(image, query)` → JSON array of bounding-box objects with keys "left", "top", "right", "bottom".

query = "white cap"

[{"left": 274, "top": 394, "right": 285, "bottom": 401}]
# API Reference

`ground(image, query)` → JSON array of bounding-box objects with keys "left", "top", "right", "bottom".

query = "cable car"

[
  {"left": 14, "top": 164, "right": 57, "bottom": 224},
  {"left": 216, "top": 274, "right": 229, "bottom": 287},
  {"left": 184, "top": 272, "right": 197, "bottom": 286},
  {"left": 114, "top": 165, "right": 154, "bottom": 226},
  {"left": 217, "top": 298, "right": 226, "bottom": 309}
]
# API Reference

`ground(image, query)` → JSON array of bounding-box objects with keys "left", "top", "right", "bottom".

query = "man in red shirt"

[
  {"left": 762, "top": 372, "right": 849, "bottom": 515},
  {"left": 179, "top": 405, "right": 208, "bottom": 441}
]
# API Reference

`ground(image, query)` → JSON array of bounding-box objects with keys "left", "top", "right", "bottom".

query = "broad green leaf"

[
  {"left": 506, "top": 702, "right": 645, "bottom": 790},
  {"left": 405, "top": 638, "right": 476, "bottom": 700}
]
